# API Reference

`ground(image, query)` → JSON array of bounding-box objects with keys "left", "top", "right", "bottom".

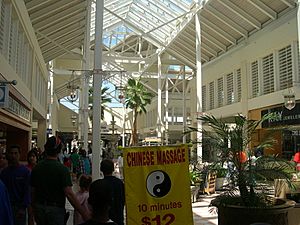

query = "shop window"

[
  {"left": 16, "top": 31, "right": 23, "bottom": 75},
  {"left": 26, "top": 47, "right": 33, "bottom": 87},
  {"left": 202, "top": 85, "right": 206, "bottom": 112},
  {"left": 236, "top": 69, "right": 241, "bottom": 102},
  {"left": 278, "top": 45, "right": 293, "bottom": 90},
  {"left": 282, "top": 129, "right": 300, "bottom": 160},
  {"left": 226, "top": 72, "right": 234, "bottom": 105},
  {"left": 0, "top": 1, "right": 5, "bottom": 54},
  {"left": 251, "top": 60, "right": 259, "bottom": 98},
  {"left": 262, "top": 53, "right": 274, "bottom": 94},
  {"left": 209, "top": 81, "right": 214, "bottom": 110},
  {"left": 9, "top": 19, "right": 18, "bottom": 68},
  {"left": 217, "top": 77, "right": 224, "bottom": 107}
]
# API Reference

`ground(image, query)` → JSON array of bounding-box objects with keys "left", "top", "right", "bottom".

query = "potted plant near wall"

[
  {"left": 211, "top": 164, "right": 227, "bottom": 191},
  {"left": 189, "top": 113, "right": 296, "bottom": 225}
]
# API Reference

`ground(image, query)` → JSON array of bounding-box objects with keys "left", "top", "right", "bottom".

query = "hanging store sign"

[
  {"left": 261, "top": 103, "right": 300, "bottom": 128},
  {"left": 0, "top": 85, "right": 9, "bottom": 108},
  {"left": 7, "top": 96, "right": 31, "bottom": 121},
  {"left": 123, "top": 145, "right": 193, "bottom": 225}
]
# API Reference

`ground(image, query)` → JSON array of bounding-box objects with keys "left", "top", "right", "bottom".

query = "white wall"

[{"left": 201, "top": 12, "right": 298, "bottom": 118}]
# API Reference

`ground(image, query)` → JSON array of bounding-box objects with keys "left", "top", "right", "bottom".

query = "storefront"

[
  {"left": 261, "top": 103, "right": 300, "bottom": 159},
  {"left": 0, "top": 82, "right": 31, "bottom": 161}
]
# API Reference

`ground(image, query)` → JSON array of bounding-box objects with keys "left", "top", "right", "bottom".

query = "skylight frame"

[{"left": 91, "top": 0, "right": 194, "bottom": 48}]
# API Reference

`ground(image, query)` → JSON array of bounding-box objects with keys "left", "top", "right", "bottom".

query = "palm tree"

[
  {"left": 189, "top": 113, "right": 294, "bottom": 207},
  {"left": 88, "top": 86, "right": 112, "bottom": 120},
  {"left": 125, "top": 78, "right": 154, "bottom": 146}
]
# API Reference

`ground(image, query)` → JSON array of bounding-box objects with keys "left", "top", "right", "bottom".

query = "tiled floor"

[
  {"left": 66, "top": 193, "right": 219, "bottom": 225},
  {"left": 67, "top": 169, "right": 219, "bottom": 225},
  {"left": 192, "top": 193, "right": 219, "bottom": 225}
]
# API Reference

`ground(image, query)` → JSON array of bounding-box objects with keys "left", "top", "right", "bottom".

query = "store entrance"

[{"left": 282, "top": 129, "right": 300, "bottom": 160}]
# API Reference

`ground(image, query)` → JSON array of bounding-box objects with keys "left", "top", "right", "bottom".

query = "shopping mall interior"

[{"left": 0, "top": 0, "right": 300, "bottom": 224}]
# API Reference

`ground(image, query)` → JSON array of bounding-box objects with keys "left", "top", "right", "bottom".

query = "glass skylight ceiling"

[
  {"left": 103, "top": 25, "right": 133, "bottom": 48},
  {"left": 91, "top": 0, "right": 195, "bottom": 48}
]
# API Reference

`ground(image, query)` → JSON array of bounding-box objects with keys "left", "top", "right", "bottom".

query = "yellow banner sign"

[{"left": 123, "top": 145, "right": 193, "bottom": 225}]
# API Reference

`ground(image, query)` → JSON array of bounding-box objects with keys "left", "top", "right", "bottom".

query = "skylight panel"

[
  {"left": 128, "top": 11, "right": 151, "bottom": 31},
  {"left": 97, "top": 0, "right": 194, "bottom": 50},
  {"left": 170, "top": 0, "right": 192, "bottom": 12},
  {"left": 169, "top": 2, "right": 185, "bottom": 13},
  {"left": 102, "top": 25, "right": 133, "bottom": 48},
  {"left": 132, "top": 2, "right": 169, "bottom": 25},
  {"left": 103, "top": 37, "right": 110, "bottom": 47},
  {"left": 116, "top": 26, "right": 131, "bottom": 33},
  {"left": 129, "top": 4, "right": 172, "bottom": 36}
]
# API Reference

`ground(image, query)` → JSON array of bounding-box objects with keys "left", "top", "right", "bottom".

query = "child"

[
  {"left": 26, "top": 149, "right": 38, "bottom": 171},
  {"left": 80, "top": 179, "right": 118, "bottom": 225},
  {"left": 74, "top": 174, "right": 92, "bottom": 225}
]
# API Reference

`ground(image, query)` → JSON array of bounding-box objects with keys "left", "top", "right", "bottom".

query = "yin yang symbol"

[{"left": 146, "top": 170, "right": 171, "bottom": 198}]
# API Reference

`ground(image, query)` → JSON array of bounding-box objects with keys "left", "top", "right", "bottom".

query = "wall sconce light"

[
  {"left": 186, "top": 116, "right": 192, "bottom": 126},
  {"left": 283, "top": 88, "right": 296, "bottom": 110},
  {"left": 0, "top": 80, "right": 17, "bottom": 85},
  {"left": 116, "top": 71, "right": 126, "bottom": 103},
  {"left": 149, "top": 128, "right": 155, "bottom": 135},
  {"left": 71, "top": 115, "right": 77, "bottom": 126}
]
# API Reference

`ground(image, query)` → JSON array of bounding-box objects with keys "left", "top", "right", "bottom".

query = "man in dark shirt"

[
  {"left": 0, "top": 178, "right": 14, "bottom": 225},
  {"left": 100, "top": 159, "right": 125, "bottom": 225},
  {"left": 31, "top": 136, "right": 89, "bottom": 225},
  {"left": 0, "top": 145, "right": 31, "bottom": 225}
]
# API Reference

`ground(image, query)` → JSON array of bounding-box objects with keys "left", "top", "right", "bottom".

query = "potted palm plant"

[{"left": 189, "top": 113, "right": 296, "bottom": 225}]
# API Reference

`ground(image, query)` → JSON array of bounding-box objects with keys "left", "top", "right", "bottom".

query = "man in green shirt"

[{"left": 31, "top": 136, "right": 89, "bottom": 225}]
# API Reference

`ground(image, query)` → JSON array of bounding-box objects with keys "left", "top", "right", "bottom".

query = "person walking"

[
  {"left": 31, "top": 136, "right": 90, "bottom": 225},
  {"left": 117, "top": 153, "right": 124, "bottom": 179},
  {"left": 0, "top": 148, "right": 7, "bottom": 174},
  {"left": 0, "top": 179, "right": 14, "bottom": 225},
  {"left": 26, "top": 149, "right": 38, "bottom": 225},
  {"left": 100, "top": 159, "right": 125, "bottom": 225},
  {"left": 79, "top": 149, "right": 92, "bottom": 175},
  {"left": 0, "top": 145, "right": 31, "bottom": 225},
  {"left": 74, "top": 174, "right": 92, "bottom": 225},
  {"left": 79, "top": 179, "right": 118, "bottom": 225},
  {"left": 26, "top": 149, "right": 38, "bottom": 171},
  {"left": 70, "top": 147, "right": 81, "bottom": 178}
]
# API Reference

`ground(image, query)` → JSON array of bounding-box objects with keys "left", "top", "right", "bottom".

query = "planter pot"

[
  {"left": 216, "top": 199, "right": 295, "bottom": 225},
  {"left": 288, "top": 203, "right": 300, "bottom": 225},
  {"left": 215, "top": 177, "right": 227, "bottom": 191}
]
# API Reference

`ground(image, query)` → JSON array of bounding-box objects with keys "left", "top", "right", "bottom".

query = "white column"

[
  {"left": 291, "top": 0, "right": 299, "bottom": 99},
  {"left": 182, "top": 66, "right": 186, "bottom": 144},
  {"left": 157, "top": 53, "right": 162, "bottom": 143},
  {"left": 190, "top": 71, "right": 197, "bottom": 156},
  {"left": 37, "top": 119, "right": 47, "bottom": 150},
  {"left": 292, "top": 41, "right": 300, "bottom": 85},
  {"left": 138, "top": 37, "right": 143, "bottom": 72},
  {"left": 293, "top": 1, "right": 300, "bottom": 95},
  {"left": 92, "top": 0, "right": 103, "bottom": 180},
  {"left": 82, "top": 0, "right": 91, "bottom": 152},
  {"left": 273, "top": 50, "right": 280, "bottom": 92},
  {"left": 195, "top": 12, "right": 202, "bottom": 158},
  {"left": 298, "top": 0, "right": 300, "bottom": 78},
  {"left": 48, "top": 63, "right": 54, "bottom": 132},
  {"left": 78, "top": 75, "right": 83, "bottom": 145},
  {"left": 165, "top": 74, "right": 169, "bottom": 145},
  {"left": 122, "top": 104, "right": 126, "bottom": 147}
]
